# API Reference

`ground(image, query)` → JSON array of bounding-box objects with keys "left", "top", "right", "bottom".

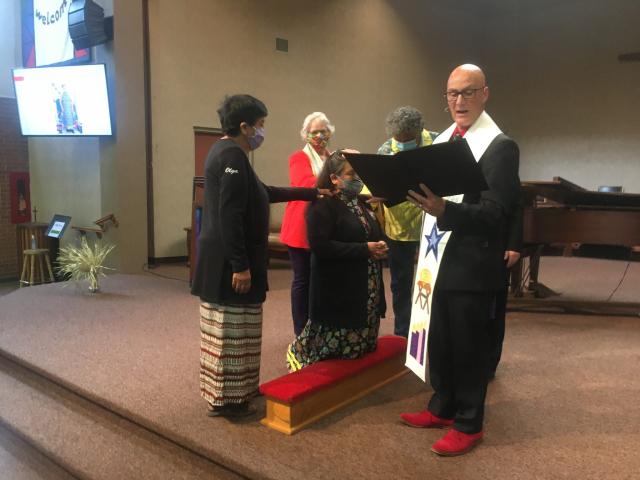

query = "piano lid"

[{"left": 522, "top": 177, "right": 640, "bottom": 210}]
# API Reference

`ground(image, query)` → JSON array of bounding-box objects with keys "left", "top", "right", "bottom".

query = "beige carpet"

[
  {"left": 0, "top": 258, "right": 639, "bottom": 479},
  {"left": 0, "top": 422, "right": 75, "bottom": 480}
]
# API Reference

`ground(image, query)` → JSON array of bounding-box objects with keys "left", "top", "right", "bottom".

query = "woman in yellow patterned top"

[{"left": 377, "top": 106, "right": 438, "bottom": 337}]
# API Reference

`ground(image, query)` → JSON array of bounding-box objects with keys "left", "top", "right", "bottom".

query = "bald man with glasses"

[{"left": 401, "top": 64, "right": 521, "bottom": 456}]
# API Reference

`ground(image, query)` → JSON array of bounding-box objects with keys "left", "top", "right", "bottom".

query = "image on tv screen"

[{"left": 12, "top": 64, "right": 113, "bottom": 136}]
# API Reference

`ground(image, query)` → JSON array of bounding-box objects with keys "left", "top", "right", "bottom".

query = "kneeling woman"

[{"left": 287, "top": 151, "right": 388, "bottom": 371}]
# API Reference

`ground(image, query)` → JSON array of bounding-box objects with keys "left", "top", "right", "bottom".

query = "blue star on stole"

[{"left": 424, "top": 223, "right": 445, "bottom": 261}]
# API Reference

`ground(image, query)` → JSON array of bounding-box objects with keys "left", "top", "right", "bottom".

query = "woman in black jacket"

[
  {"left": 192, "top": 95, "right": 327, "bottom": 417},
  {"left": 286, "top": 151, "right": 388, "bottom": 371}
]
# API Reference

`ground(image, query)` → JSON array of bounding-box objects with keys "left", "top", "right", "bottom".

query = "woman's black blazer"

[
  {"left": 192, "top": 139, "right": 316, "bottom": 305},
  {"left": 306, "top": 196, "right": 386, "bottom": 329}
]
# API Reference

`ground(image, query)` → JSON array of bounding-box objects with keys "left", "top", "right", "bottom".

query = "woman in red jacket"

[{"left": 280, "top": 112, "right": 334, "bottom": 335}]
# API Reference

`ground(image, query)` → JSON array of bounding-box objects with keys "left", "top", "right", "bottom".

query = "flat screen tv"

[{"left": 12, "top": 64, "right": 113, "bottom": 136}]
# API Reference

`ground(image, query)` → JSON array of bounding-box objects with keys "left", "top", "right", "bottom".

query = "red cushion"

[{"left": 260, "top": 335, "right": 407, "bottom": 403}]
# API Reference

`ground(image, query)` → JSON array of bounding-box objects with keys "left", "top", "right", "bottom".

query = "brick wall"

[{"left": 0, "top": 97, "right": 29, "bottom": 280}]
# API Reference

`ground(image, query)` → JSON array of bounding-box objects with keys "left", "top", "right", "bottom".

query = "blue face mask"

[
  {"left": 340, "top": 177, "right": 364, "bottom": 197},
  {"left": 395, "top": 138, "right": 418, "bottom": 151},
  {"left": 248, "top": 126, "right": 265, "bottom": 150}
]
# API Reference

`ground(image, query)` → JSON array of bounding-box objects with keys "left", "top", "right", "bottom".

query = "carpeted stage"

[{"left": 1, "top": 257, "right": 639, "bottom": 479}]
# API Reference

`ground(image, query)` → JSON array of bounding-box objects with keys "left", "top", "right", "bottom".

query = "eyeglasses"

[
  {"left": 444, "top": 87, "right": 484, "bottom": 102},
  {"left": 309, "top": 129, "right": 329, "bottom": 136}
]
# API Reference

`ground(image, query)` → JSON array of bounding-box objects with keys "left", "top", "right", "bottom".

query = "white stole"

[
  {"left": 302, "top": 143, "right": 325, "bottom": 177},
  {"left": 405, "top": 111, "right": 502, "bottom": 381}
]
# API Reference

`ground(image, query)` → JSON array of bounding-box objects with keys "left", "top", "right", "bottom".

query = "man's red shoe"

[
  {"left": 431, "top": 429, "right": 483, "bottom": 456},
  {"left": 399, "top": 410, "right": 454, "bottom": 428}
]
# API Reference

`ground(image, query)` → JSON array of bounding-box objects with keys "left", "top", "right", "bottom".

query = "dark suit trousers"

[
  {"left": 427, "top": 288, "right": 495, "bottom": 434},
  {"left": 387, "top": 238, "right": 419, "bottom": 338},
  {"left": 488, "top": 285, "right": 508, "bottom": 375}
]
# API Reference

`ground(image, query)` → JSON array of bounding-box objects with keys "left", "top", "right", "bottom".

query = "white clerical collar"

[{"left": 433, "top": 111, "right": 502, "bottom": 162}]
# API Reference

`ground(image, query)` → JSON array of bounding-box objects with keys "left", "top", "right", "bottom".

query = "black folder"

[{"left": 343, "top": 140, "right": 488, "bottom": 207}]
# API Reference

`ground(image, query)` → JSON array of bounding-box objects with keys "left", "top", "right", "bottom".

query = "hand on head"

[{"left": 340, "top": 148, "right": 360, "bottom": 154}]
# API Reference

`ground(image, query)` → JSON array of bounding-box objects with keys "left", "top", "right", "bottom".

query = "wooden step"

[
  {"left": 0, "top": 356, "right": 242, "bottom": 480},
  {"left": 0, "top": 422, "right": 75, "bottom": 480}
]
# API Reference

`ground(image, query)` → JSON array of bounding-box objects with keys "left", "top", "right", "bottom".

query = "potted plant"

[{"left": 56, "top": 237, "right": 115, "bottom": 293}]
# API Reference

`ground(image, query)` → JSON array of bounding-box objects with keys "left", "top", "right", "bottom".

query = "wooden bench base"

[{"left": 261, "top": 349, "right": 408, "bottom": 435}]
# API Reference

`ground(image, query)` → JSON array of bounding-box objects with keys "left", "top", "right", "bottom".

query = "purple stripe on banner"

[
  {"left": 410, "top": 330, "right": 419, "bottom": 359},
  {"left": 418, "top": 329, "right": 426, "bottom": 365}
]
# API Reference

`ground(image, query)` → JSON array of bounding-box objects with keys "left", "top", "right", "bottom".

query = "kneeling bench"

[{"left": 260, "top": 335, "right": 408, "bottom": 434}]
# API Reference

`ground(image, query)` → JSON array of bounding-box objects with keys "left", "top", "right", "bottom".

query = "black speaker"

[{"left": 68, "top": 0, "right": 110, "bottom": 49}]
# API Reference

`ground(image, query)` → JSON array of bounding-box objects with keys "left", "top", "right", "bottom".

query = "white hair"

[{"left": 300, "top": 112, "right": 335, "bottom": 141}]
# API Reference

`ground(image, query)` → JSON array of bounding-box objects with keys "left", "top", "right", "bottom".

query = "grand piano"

[{"left": 512, "top": 177, "right": 640, "bottom": 304}]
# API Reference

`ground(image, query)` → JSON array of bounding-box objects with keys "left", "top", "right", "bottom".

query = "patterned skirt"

[
  {"left": 199, "top": 302, "right": 262, "bottom": 407},
  {"left": 286, "top": 315, "right": 380, "bottom": 372},
  {"left": 286, "top": 257, "right": 382, "bottom": 372}
]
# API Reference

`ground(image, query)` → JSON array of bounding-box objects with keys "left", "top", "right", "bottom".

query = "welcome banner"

[
  {"left": 22, "top": 0, "right": 90, "bottom": 67},
  {"left": 33, "top": 0, "right": 74, "bottom": 66}
]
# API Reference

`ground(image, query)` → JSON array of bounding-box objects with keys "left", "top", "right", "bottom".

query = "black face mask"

[{"left": 340, "top": 177, "right": 364, "bottom": 197}]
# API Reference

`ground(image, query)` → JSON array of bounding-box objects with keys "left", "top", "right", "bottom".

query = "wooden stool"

[{"left": 20, "top": 249, "right": 55, "bottom": 287}]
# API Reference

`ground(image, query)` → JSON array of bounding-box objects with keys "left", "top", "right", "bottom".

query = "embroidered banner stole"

[{"left": 405, "top": 112, "right": 502, "bottom": 380}]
